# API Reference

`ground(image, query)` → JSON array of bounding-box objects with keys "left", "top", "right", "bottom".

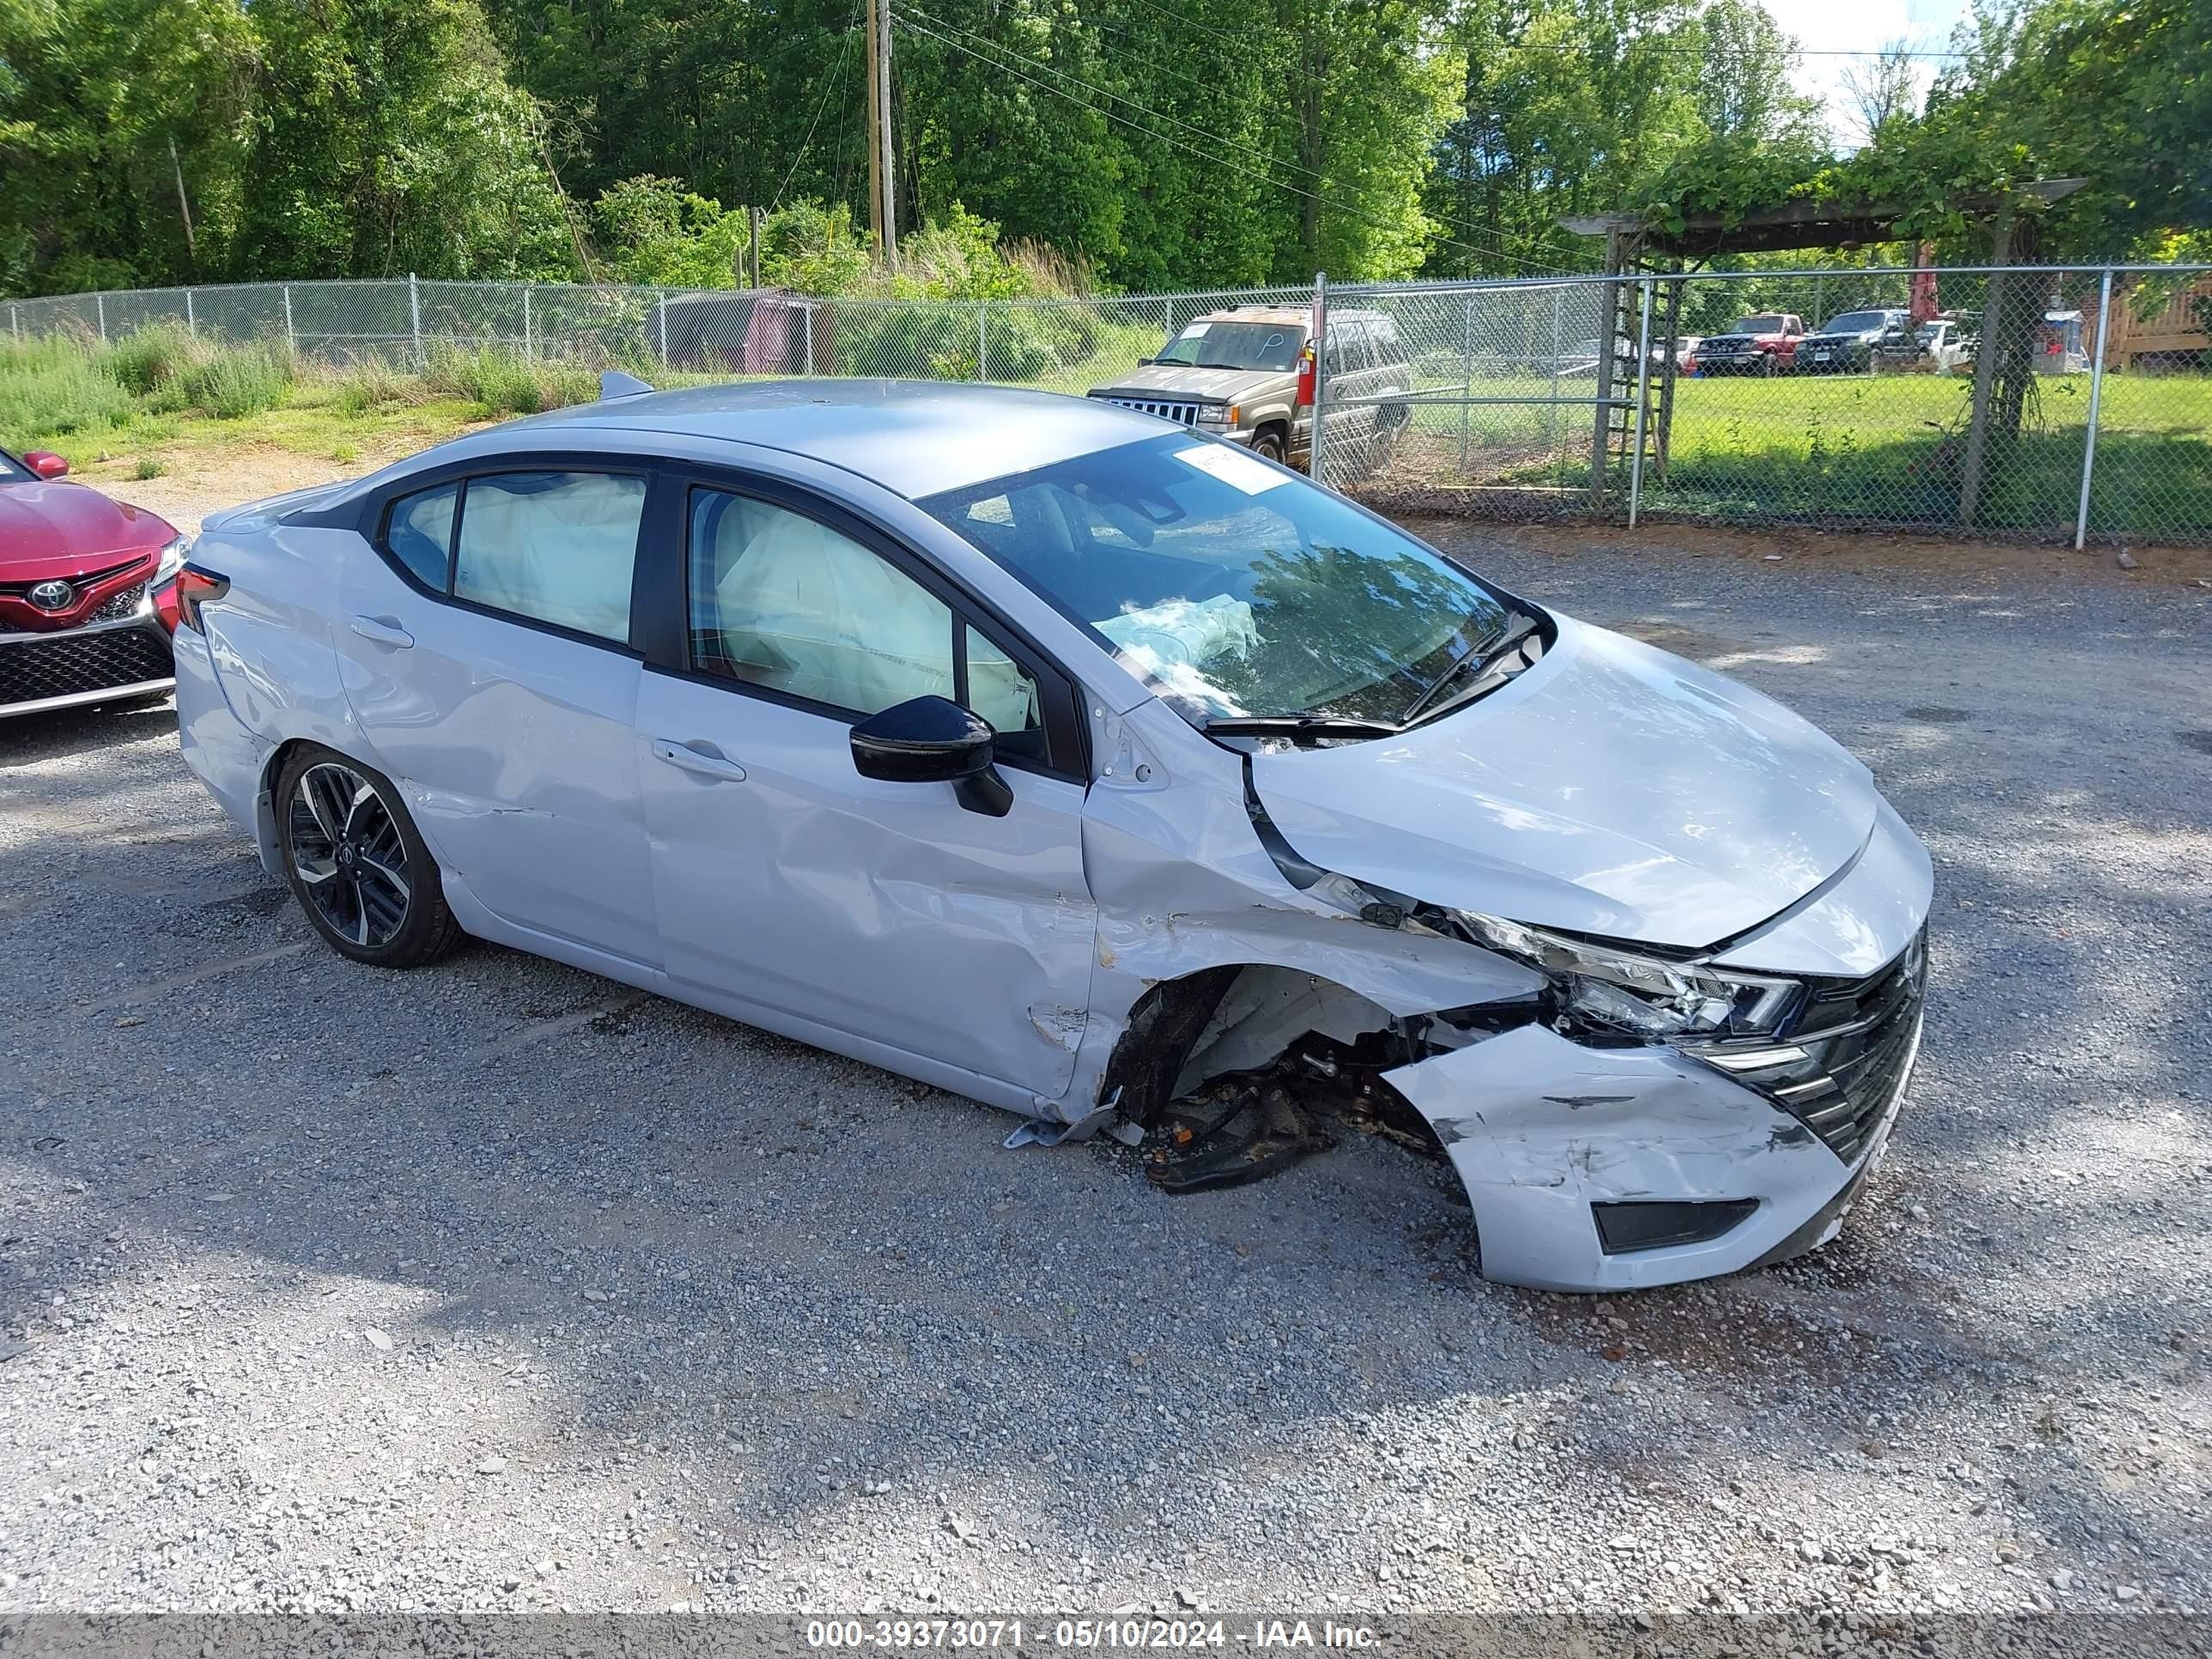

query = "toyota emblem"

[{"left": 26, "top": 579, "right": 74, "bottom": 612}]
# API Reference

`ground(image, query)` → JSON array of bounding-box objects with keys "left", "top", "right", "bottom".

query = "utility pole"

[
  {"left": 168, "top": 136, "right": 197, "bottom": 267},
  {"left": 864, "top": 0, "right": 898, "bottom": 269},
  {"left": 748, "top": 205, "right": 763, "bottom": 288},
  {"left": 878, "top": 0, "right": 899, "bottom": 270}
]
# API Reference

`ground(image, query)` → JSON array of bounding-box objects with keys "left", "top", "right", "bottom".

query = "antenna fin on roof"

[{"left": 599, "top": 369, "right": 654, "bottom": 400}]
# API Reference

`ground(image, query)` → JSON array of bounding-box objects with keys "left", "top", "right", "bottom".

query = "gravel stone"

[{"left": 0, "top": 532, "right": 2206, "bottom": 1620}]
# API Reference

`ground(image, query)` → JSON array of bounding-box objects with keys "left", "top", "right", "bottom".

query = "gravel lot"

[{"left": 3, "top": 531, "right": 2208, "bottom": 1626}]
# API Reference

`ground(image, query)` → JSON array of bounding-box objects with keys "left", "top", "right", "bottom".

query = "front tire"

[
  {"left": 1250, "top": 428, "right": 1287, "bottom": 465},
  {"left": 276, "top": 744, "right": 460, "bottom": 967}
]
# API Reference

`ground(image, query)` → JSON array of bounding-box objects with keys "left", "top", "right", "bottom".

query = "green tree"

[
  {"left": 0, "top": 0, "right": 256, "bottom": 292},
  {"left": 231, "top": 0, "right": 579, "bottom": 282},
  {"left": 592, "top": 175, "right": 750, "bottom": 287}
]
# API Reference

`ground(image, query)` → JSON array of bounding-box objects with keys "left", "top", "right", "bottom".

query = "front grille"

[
  {"left": 1095, "top": 396, "right": 1205, "bottom": 427},
  {"left": 0, "top": 624, "right": 173, "bottom": 708},
  {"left": 84, "top": 582, "right": 151, "bottom": 626},
  {"left": 0, "top": 555, "right": 148, "bottom": 605},
  {"left": 1692, "top": 927, "right": 1928, "bottom": 1164}
]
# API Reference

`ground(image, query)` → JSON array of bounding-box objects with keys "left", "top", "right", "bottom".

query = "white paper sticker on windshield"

[
  {"left": 1179, "top": 322, "right": 1210, "bottom": 337},
  {"left": 1174, "top": 442, "right": 1291, "bottom": 495}
]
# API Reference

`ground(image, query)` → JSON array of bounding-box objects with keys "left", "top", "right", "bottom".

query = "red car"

[{"left": 1, "top": 447, "right": 187, "bottom": 719}]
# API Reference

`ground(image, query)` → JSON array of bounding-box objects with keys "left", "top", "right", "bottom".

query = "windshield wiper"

[
  {"left": 1398, "top": 612, "right": 1542, "bottom": 727},
  {"left": 1200, "top": 714, "right": 1403, "bottom": 741}
]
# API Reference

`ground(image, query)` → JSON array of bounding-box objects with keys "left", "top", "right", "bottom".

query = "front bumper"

[
  {"left": 0, "top": 595, "right": 174, "bottom": 719},
  {"left": 1380, "top": 928, "right": 1919, "bottom": 1291},
  {"left": 1801, "top": 342, "right": 1871, "bottom": 370}
]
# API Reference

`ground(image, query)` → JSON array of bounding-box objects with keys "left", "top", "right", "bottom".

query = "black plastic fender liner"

[{"left": 1097, "top": 965, "right": 1243, "bottom": 1129}]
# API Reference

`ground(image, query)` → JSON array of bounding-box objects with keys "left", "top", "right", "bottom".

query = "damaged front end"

[{"left": 1064, "top": 697, "right": 1930, "bottom": 1292}]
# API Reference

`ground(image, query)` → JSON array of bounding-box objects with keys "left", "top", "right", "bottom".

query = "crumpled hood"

[
  {"left": 0, "top": 482, "right": 174, "bottom": 577},
  {"left": 1249, "top": 616, "right": 1881, "bottom": 950},
  {"left": 1090, "top": 365, "right": 1283, "bottom": 402}
]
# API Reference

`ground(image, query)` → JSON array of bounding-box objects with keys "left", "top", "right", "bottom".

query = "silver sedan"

[{"left": 165, "top": 378, "right": 1931, "bottom": 1291}]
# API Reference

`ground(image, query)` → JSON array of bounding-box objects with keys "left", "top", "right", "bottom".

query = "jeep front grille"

[
  {"left": 1690, "top": 926, "right": 1928, "bottom": 1164},
  {"left": 1095, "top": 396, "right": 1205, "bottom": 427}
]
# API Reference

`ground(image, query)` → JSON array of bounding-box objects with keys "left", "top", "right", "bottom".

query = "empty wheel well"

[{"left": 1098, "top": 963, "right": 1455, "bottom": 1125}]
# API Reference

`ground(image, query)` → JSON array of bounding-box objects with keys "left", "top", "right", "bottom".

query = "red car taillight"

[{"left": 162, "top": 567, "right": 229, "bottom": 635}]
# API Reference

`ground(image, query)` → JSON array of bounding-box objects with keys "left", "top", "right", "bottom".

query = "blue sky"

[{"left": 1763, "top": 0, "right": 1975, "bottom": 142}]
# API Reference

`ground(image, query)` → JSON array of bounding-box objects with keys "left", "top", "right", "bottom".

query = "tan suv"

[{"left": 1087, "top": 304, "right": 1410, "bottom": 473}]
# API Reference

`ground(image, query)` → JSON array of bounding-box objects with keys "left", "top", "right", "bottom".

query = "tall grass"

[
  {"left": 421, "top": 345, "right": 596, "bottom": 416},
  {"left": 106, "top": 322, "right": 205, "bottom": 396},
  {"left": 161, "top": 338, "right": 297, "bottom": 420},
  {"left": 0, "top": 334, "right": 135, "bottom": 448}
]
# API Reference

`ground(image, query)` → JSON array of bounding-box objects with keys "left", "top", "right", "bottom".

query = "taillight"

[
  {"left": 1295, "top": 346, "right": 1316, "bottom": 408},
  {"left": 165, "top": 566, "right": 230, "bottom": 635}
]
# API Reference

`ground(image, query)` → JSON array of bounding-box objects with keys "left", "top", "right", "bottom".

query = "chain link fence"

[
  {"left": 8, "top": 267, "right": 2208, "bottom": 545},
  {"left": 1322, "top": 264, "right": 2212, "bottom": 548}
]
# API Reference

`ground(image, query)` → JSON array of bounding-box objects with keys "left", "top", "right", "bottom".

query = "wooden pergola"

[{"left": 1558, "top": 180, "right": 2084, "bottom": 523}]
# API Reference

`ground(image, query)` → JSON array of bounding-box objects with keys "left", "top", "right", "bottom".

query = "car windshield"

[
  {"left": 1734, "top": 315, "right": 1789, "bottom": 333},
  {"left": 918, "top": 434, "right": 1515, "bottom": 729},
  {"left": 1153, "top": 319, "right": 1306, "bottom": 372},
  {"left": 1821, "top": 311, "right": 1891, "bottom": 332},
  {"left": 1917, "top": 321, "right": 1946, "bottom": 342}
]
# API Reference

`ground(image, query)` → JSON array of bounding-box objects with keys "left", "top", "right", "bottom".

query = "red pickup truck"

[{"left": 1694, "top": 313, "right": 1805, "bottom": 375}]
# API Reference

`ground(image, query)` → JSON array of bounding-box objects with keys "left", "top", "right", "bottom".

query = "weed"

[
  {"left": 107, "top": 324, "right": 208, "bottom": 396},
  {"left": 162, "top": 339, "right": 297, "bottom": 420},
  {"left": 0, "top": 334, "right": 134, "bottom": 446},
  {"left": 135, "top": 456, "right": 168, "bottom": 480}
]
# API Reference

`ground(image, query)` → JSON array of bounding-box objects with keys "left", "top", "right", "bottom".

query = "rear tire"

[{"left": 276, "top": 744, "right": 461, "bottom": 968}]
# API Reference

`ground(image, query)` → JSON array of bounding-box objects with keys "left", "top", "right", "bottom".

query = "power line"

[
  {"left": 1108, "top": 0, "right": 1276, "bottom": 54},
  {"left": 899, "top": 6, "right": 1577, "bottom": 274},
  {"left": 1075, "top": 21, "right": 1592, "bottom": 264},
  {"left": 1472, "top": 38, "right": 1971, "bottom": 59},
  {"left": 772, "top": 10, "right": 860, "bottom": 210}
]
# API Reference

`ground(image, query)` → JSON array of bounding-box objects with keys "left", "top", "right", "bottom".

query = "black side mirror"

[{"left": 849, "top": 695, "right": 1012, "bottom": 817}]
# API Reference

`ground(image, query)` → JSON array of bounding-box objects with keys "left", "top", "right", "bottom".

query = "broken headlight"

[{"left": 1452, "top": 912, "right": 1800, "bottom": 1040}]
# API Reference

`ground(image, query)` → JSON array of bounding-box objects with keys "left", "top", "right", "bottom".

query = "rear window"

[{"left": 385, "top": 484, "right": 457, "bottom": 588}]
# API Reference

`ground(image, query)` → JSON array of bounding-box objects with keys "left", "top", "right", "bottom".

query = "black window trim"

[
  {"left": 343, "top": 452, "right": 660, "bottom": 658},
  {"left": 647, "top": 466, "right": 1091, "bottom": 784}
]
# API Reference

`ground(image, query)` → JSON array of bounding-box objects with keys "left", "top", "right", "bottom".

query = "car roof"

[
  {"left": 1193, "top": 305, "right": 1392, "bottom": 328},
  {"left": 501, "top": 379, "right": 1166, "bottom": 500}
]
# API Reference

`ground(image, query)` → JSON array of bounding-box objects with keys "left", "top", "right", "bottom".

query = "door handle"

[
  {"left": 349, "top": 615, "right": 414, "bottom": 648},
  {"left": 651, "top": 739, "right": 748, "bottom": 783}
]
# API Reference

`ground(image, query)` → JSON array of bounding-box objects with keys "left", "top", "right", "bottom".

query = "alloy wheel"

[{"left": 288, "top": 762, "right": 412, "bottom": 948}]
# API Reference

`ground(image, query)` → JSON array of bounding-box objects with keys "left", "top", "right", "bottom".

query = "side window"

[
  {"left": 1325, "top": 322, "right": 1370, "bottom": 374},
  {"left": 385, "top": 483, "right": 458, "bottom": 590},
  {"left": 689, "top": 489, "right": 954, "bottom": 716},
  {"left": 964, "top": 624, "right": 1045, "bottom": 763},
  {"left": 453, "top": 471, "right": 645, "bottom": 642}
]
